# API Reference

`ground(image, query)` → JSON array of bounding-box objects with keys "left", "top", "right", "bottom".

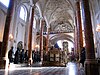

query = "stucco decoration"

[{"left": 43, "top": 0, "right": 75, "bottom": 33}]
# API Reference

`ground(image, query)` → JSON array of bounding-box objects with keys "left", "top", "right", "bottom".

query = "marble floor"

[{"left": 0, "top": 62, "right": 85, "bottom": 75}]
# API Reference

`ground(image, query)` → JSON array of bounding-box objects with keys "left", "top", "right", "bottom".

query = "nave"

[
  {"left": 0, "top": 62, "right": 85, "bottom": 75},
  {"left": 0, "top": 0, "right": 100, "bottom": 75}
]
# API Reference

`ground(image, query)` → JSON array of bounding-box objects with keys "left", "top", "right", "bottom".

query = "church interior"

[{"left": 0, "top": 0, "right": 100, "bottom": 75}]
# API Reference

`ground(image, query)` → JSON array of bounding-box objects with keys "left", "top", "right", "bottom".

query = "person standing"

[
  {"left": 8, "top": 46, "right": 14, "bottom": 64},
  {"left": 80, "top": 47, "right": 86, "bottom": 67},
  {"left": 25, "top": 50, "right": 28, "bottom": 63},
  {"left": 20, "top": 49, "right": 24, "bottom": 63},
  {"left": 14, "top": 47, "right": 20, "bottom": 64}
]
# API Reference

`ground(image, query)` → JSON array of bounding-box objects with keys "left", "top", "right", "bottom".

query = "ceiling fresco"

[
  {"left": 33, "top": 0, "right": 76, "bottom": 44},
  {"left": 43, "top": 0, "right": 75, "bottom": 33}
]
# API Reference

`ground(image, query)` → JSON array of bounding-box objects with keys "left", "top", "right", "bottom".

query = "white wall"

[{"left": 0, "top": 9, "right": 6, "bottom": 42}]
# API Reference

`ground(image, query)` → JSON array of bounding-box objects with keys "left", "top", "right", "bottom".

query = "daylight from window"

[
  {"left": 0, "top": 0, "right": 10, "bottom": 7},
  {"left": 19, "top": 6, "right": 27, "bottom": 21},
  {"left": 33, "top": 17, "right": 36, "bottom": 29},
  {"left": 57, "top": 40, "right": 63, "bottom": 49},
  {"left": 57, "top": 40, "right": 74, "bottom": 52}
]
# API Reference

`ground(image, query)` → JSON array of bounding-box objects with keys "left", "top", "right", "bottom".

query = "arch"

[
  {"left": 15, "top": 2, "right": 29, "bottom": 21},
  {"left": 35, "top": 3, "right": 43, "bottom": 18},
  {"left": 49, "top": 34, "right": 74, "bottom": 52},
  {"left": 33, "top": 5, "right": 41, "bottom": 30},
  {"left": 36, "top": 36, "right": 47, "bottom": 45},
  {"left": 49, "top": 34, "right": 74, "bottom": 45},
  {"left": 36, "top": 35, "right": 47, "bottom": 51},
  {"left": 13, "top": 3, "right": 28, "bottom": 53}
]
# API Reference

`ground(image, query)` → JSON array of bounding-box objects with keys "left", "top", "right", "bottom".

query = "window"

[
  {"left": 19, "top": 6, "right": 27, "bottom": 21},
  {"left": 57, "top": 40, "right": 62, "bottom": 48},
  {"left": 0, "top": 0, "right": 10, "bottom": 7},
  {"left": 33, "top": 17, "right": 36, "bottom": 29}
]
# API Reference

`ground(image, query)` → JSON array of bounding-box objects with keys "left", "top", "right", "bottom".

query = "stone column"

[
  {"left": 74, "top": 16, "right": 78, "bottom": 53},
  {"left": 40, "top": 19, "right": 45, "bottom": 62},
  {"left": 46, "top": 27, "right": 50, "bottom": 53},
  {"left": 76, "top": 1, "right": 83, "bottom": 60},
  {"left": 74, "top": 21, "right": 79, "bottom": 60},
  {"left": 28, "top": 6, "right": 34, "bottom": 65},
  {"left": 81, "top": 0, "right": 99, "bottom": 75},
  {"left": 0, "top": 0, "right": 14, "bottom": 69}
]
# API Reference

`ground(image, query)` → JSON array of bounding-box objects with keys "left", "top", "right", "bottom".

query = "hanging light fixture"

[
  {"left": 9, "top": 34, "right": 13, "bottom": 41},
  {"left": 96, "top": 24, "right": 100, "bottom": 32}
]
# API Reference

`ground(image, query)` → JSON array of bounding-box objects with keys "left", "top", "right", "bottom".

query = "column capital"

[
  {"left": 39, "top": 17, "right": 44, "bottom": 20},
  {"left": 40, "top": 18, "right": 46, "bottom": 25},
  {"left": 30, "top": 4, "right": 36, "bottom": 8}
]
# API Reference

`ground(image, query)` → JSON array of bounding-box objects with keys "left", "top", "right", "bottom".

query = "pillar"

[
  {"left": 28, "top": 6, "right": 34, "bottom": 65},
  {"left": 74, "top": 21, "right": 79, "bottom": 60},
  {"left": 0, "top": 0, "right": 14, "bottom": 69},
  {"left": 46, "top": 27, "right": 50, "bottom": 53},
  {"left": 40, "top": 19, "right": 45, "bottom": 62},
  {"left": 76, "top": 1, "right": 83, "bottom": 60},
  {"left": 81, "top": 0, "right": 99, "bottom": 75},
  {"left": 74, "top": 15, "right": 78, "bottom": 53}
]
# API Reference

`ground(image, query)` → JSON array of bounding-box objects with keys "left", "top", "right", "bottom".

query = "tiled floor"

[{"left": 0, "top": 62, "right": 85, "bottom": 75}]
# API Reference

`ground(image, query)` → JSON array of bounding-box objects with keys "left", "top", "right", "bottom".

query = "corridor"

[{"left": 0, "top": 62, "right": 85, "bottom": 75}]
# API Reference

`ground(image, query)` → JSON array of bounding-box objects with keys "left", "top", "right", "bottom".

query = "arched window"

[
  {"left": 19, "top": 6, "right": 27, "bottom": 21},
  {"left": 0, "top": 0, "right": 10, "bottom": 7},
  {"left": 33, "top": 17, "right": 36, "bottom": 29}
]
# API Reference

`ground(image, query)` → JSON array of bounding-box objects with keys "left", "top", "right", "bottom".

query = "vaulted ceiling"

[
  {"left": 44, "top": 0, "right": 75, "bottom": 32},
  {"left": 31, "top": 0, "right": 76, "bottom": 45},
  {"left": 33, "top": 0, "right": 76, "bottom": 33}
]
